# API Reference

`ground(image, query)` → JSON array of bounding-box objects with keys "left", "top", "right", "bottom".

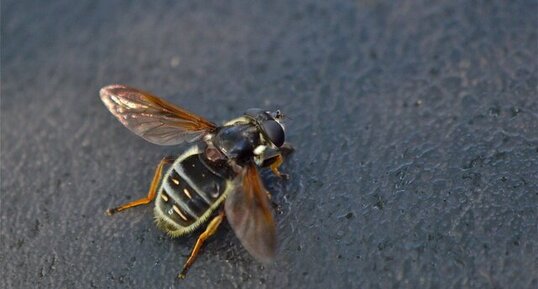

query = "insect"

[{"left": 100, "top": 84, "right": 293, "bottom": 278}]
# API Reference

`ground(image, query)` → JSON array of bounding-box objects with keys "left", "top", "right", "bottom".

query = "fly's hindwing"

[{"left": 154, "top": 145, "right": 236, "bottom": 237}]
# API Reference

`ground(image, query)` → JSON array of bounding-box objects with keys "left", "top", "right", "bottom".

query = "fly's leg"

[
  {"left": 279, "top": 143, "right": 294, "bottom": 157},
  {"left": 178, "top": 211, "right": 225, "bottom": 279},
  {"left": 268, "top": 154, "right": 289, "bottom": 180},
  {"left": 105, "top": 156, "right": 174, "bottom": 215},
  {"left": 266, "top": 143, "right": 294, "bottom": 179}
]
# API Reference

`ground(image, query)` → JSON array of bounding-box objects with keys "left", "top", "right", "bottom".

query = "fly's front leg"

[
  {"left": 264, "top": 146, "right": 293, "bottom": 180},
  {"left": 279, "top": 143, "right": 294, "bottom": 157},
  {"left": 272, "top": 142, "right": 294, "bottom": 179},
  {"left": 268, "top": 154, "right": 288, "bottom": 179},
  {"left": 105, "top": 156, "right": 174, "bottom": 215},
  {"left": 254, "top": 143, "right": 293, "bottom": 180}
]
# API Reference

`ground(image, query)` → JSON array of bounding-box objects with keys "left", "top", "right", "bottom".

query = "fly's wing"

[
  {"left": 225, "top": 164, "right": 276, "bottom": 263},
  {"left": 100, "top": 84, "right": 217, "bottom": 145}
]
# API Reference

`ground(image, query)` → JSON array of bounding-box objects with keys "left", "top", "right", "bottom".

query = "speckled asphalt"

[{"left": 2, "top": 1, "right": 537, "bottom": 288}]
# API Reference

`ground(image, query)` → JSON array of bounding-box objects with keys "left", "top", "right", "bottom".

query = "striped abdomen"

[{"left": 154, "top": 146, "right": 236, "bottom": 237}]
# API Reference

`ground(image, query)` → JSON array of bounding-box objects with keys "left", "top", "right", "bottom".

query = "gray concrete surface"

[{"left": 1, "top": 0, "right": 537, "bottom": 288}]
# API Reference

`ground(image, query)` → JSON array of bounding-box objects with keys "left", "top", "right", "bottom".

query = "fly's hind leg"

[
  {"left": 105, "top": 156, "right": 174, "bottom": 215},
  {"left": 178, "top": 210, "right": 225, "bottom": 279}
]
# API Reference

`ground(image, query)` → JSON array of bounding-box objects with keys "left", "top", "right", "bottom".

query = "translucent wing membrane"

[
  {"left": 100, "top": 84, "right": 216, "bottom": 145},
  {"left": 225, "top": 164, "right": 276, "bottom": 263}
]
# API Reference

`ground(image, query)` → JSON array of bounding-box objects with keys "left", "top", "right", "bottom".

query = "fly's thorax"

[
  {"left": 218, "top": 111, "right": 287, "bottom": 162},
  {"left": 212, "top": 123, "right": 263, "bottom": 164}
]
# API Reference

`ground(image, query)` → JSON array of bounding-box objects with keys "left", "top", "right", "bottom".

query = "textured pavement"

[{"left": 1, "top": 0, "right": 537, "bottom": 288}]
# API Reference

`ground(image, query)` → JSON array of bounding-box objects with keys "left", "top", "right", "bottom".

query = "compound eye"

[{"left": 261, "top": 120, "right": 285, "bottom": 147}]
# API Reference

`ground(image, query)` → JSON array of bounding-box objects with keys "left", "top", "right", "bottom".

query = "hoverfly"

[{"left": 100, "top": 85, "right": 293, "bottom": 278}]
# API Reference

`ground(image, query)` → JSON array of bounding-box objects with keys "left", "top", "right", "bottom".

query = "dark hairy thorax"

[{"left": 212, "top": 123, "right": 261, "bottom": 164}]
